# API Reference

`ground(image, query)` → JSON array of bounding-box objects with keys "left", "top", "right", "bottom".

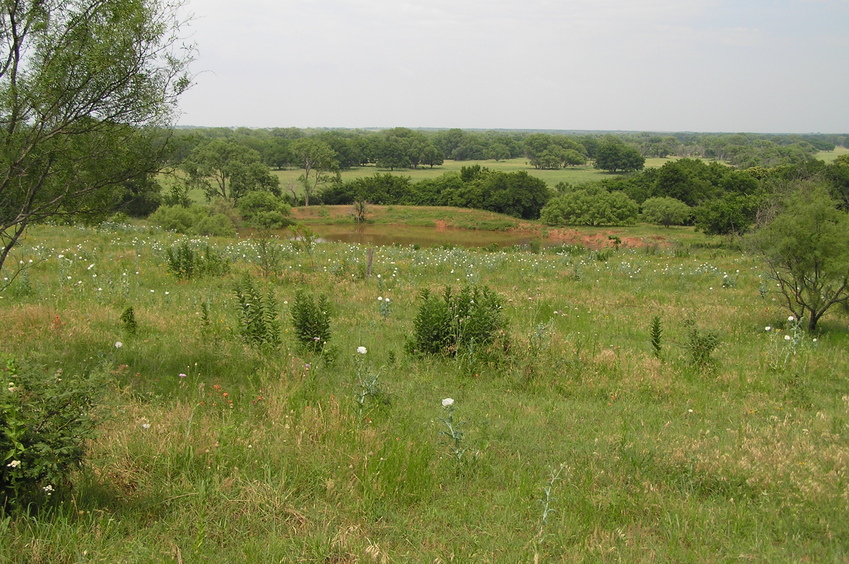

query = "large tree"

[
  {"left": 289, "top": 138, "right": 337, "bottom": 206},
  {"left": 593, "top": 139, "right": 645, "bottom": 173},
  {"left": 181, "top": 139, "right": 279, "bottom": 202},
  {"left": 747, "top": 184, "right": 849, "bottom": 331},
  {"left": 0, "top": 0, "right": 191, "bottom": 274}
]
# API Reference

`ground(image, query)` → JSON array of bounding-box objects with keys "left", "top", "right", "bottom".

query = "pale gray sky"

[{"left": 176, "top": 0, "right": 849, "bottom": 133}]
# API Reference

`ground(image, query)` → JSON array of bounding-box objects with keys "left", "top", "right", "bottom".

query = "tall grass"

[{"left": 1, "top": 222, "right": 848, "bottom": 561}]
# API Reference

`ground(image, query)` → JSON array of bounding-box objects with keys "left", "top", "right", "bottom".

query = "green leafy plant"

[
  {"left": 650, "top": 315, "right": 663, "bottom": 359},
  {"left": 438, "top": 398, "right": 467, "bottom": 461},
  {"left": 120, "top": 306, "right": 138, "bottom": 334},
  {"left": 406, "top": 285, "right": 506, "bottom": 357},
  {"left": 291, "top": 291, "right": 331, "bottom": 351},
  {"left": 165, "top": 240, "right": 230, "bottom": 280},
  {"left": 233, "top": 276, "right": 281, "bottom": 348},
  {"left": 1, "top": 355, "right": 102, "bottom": 505},
  {"left": 684, "top": 319, "right": 720, "bottom": 367}
]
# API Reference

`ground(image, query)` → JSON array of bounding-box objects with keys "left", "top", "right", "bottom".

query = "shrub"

[
  {"left": 641, "top": 197, "right": 692, "bottom": 227},
  {"left": 684, "top": 320, "right": 720, "bottom": 367},
  {"left": 233, "top": 275, "right": 281, "bottom": 348},
  {"left": 540, "top": 189, "right": 638, "bottom": 227},
  {"left": 165, "top": 240, "right": 230, "bottom": 280},
  {"left": 149, "top": 204, "right": 236, "bottom": 236},
  {"left": 291, "top": 291, "right": 332, "bottom": 352},
  {"left": 1, "top": 355, "right": 101, "bottom": 505},
  {"left": 406, "top": 285, "right": 506, "bottom": 356},
  {"left": 237, "top": 191, "right": 293, "bottom": 229}
]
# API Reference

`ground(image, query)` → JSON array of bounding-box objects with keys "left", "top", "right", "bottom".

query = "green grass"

[
  {"left": 2, "top": 222, "right": 848, "bottom": 562},
  {"left": 271, "top": 157, "right": 674, "bottom": 192}
]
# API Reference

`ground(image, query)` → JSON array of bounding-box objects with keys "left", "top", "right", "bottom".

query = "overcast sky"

[{"left": 175, "top": 0, "right": 849, "bottom": 133}]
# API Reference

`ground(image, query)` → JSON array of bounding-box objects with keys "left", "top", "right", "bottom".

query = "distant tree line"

[{"left": 102, "top": 126, "right": 847, "bottom": 236}]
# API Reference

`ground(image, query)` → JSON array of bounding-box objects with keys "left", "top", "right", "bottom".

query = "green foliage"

[
  {"left": 406, "top": 285, "right": 506, "bottom": 357},
  {"left": 0, "top": 0, "right": 192, "bottom": 274},
  {"left": 747, "top": 184, "right": 849, "bottom": 331},
  {"left": 237, "top": 191, "right": 293, "bottom": 229},
  {"left": 165, "top": 240, "right": 230, "bottom": 280},
  {"left": 251, "top": 233, "right": 288, "bottom": 278},
  {"left": 695, "top": 194, "right": 759, "bottom": 237},
  {"left": 149, "top": 205, "right": 236, "bottom": 236},
  {"left": 540, "top": 189, "right": 639, "bottom": 226},
  {"left": 650, "top": 315, "right": 663, "bottom": 358},
  {"left": 684, "top": 320, "right": 720, "bottom": 367},
  {"left": 182, "top": 139, "right": 281, "bottom": 202},
  {"left": 291, "top": 292, "right": 332, "bottom": 351},
  {"left": 1, "top": 356, "right": 101, "bottom": 505},
  {"left": 641, "top": 197, "right": 692, "bottom": 227},
  {"left": 233, "top": 276, "right": 281, "bottom": 348},
  {"left": 594, "top": 139, "right": 645, "bottom": 173},
  {"left": 120, "top": 306, "right": 137, "bottom": 334}
]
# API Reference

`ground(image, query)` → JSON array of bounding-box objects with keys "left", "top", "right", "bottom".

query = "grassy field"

[
  {"left": 271, "top": 157, "right": 680, "bottom": 191},
  {"left": 1, "top": 217, "right": 848, "bottom": 562}
]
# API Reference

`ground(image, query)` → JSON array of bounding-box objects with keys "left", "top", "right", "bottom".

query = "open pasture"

[{"left": 1, "top": 220, "right": 848, "bottom": 562}]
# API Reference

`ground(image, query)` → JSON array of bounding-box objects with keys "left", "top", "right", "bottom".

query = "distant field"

[
  {"left": 271, "top": 157, "right": 682, "bottom": 191},
  {"left": 176, "top": 149, "right": 844, "bottom": 204},
  {"left": 816, "top": 145, "right": 849, "bottom": 163}
]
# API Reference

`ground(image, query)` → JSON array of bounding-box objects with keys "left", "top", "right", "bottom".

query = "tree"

[
  {"left": 694, "top": 193, "right": 758, "bottom": 238},
  {"left": 641, "top": 197, "right": 692, "bottom": 227},
  {"left": 0, "top": 0, "right": 192, "bottom": 274},
  {"left": 747, "top": 185, "right": 849, "bottom": 332},
  {"left": 182, "top": 139, "right": 280, "bottom": 202},
  {"left": 290, "top": 138, "right": 338, "bottom": 206},
  {"left": 594, "top": 140, "right": 645, "bottom": 173}
]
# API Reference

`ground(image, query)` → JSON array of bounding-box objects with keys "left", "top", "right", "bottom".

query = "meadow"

[
  {"left": 1, "top": 216, "right": 848, "bottom": 562},
  {"left": 271, "top": 157, "right": 671, "bottom": 191}
]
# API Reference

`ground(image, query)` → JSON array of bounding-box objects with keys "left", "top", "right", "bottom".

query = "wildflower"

[
  {"left": 442, "top": 397, "right": 454, "bottom": 407},
  {"left": 788, "top": 316, "right": 795, "bottom": 322},
  {"left": 43, "top": 484, "right": 54, "bottom": 495},
  {"left": 115, "top": 341, "right": 123, "bottom": 349},
  {"left": 378, "top": 296, "right": 383, "bottom": 301},
  {"left": 357, "top": 346, "right": 367, "bottom": 355},
  {"left": 304, "top": 363, "right": 310, "bottom": 370},
  {"left": 784, "top": 335, "right": 792, "bottom": 341},
  {"left": 764, "top": 326, "right": 771, "bottom": 332},
  {"left": 179, "top": 373, "right": 187, "bottom": 378},
  {"left": 141, "top": 423, "right": 151, "bottom": 429},
  {"left": 7, "top": 460, "right": 20, "bottom": 468}
]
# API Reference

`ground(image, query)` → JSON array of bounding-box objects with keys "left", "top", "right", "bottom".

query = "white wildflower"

[
  {"left": 7, "top": 460, "right": 20, "bottom": 468},
  {"left": 357, "top": 346, "right": 367, "bottom": 355},
  {"left": 442, "top": 398, "right": 454, "bottom": 407}
]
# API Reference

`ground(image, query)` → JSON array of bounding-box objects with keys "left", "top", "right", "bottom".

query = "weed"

[
  {"left": 233, "top": 275, "right": 281, "bottom": 348},
  {"left": 406, "top": 285, "right": 505, "bottom": 357},
  {"left": 650, "top": 315, "right": 662, "bottom": 359},
  {"left": 119, "top": 306, "right": 138, "bottom": 334},
  {"left": 683, "top": 319, "right": 720, "bottom": 367},
  {"left": 291, "top": 291, "right": 331, "bottom": 352},
  {"left": 165, "top": 240, "right": 229, "bottom": 280}
]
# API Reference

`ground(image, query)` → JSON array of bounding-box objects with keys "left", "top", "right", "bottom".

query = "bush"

[
  {"left": 237, "top": 191, "right": 293, "bottom": 229},
  {"left": 540, "top": 189, "right": 638, "bottom": 226},
  {"left": 165, "top": 240, "right": 230, "bottom": 280},
  {"left": 1, "top": 355, "right": 101, "bottom": 505},
  {"left": 291, "top": 291, "right": 332, "bottom": 352},
  {"left": 641, "top": 197, "right": 692, "bottom": 227},
  {"left": 406, "top": 285, "right": 506, "bottom": 356},
  {"left": 149, "top": 204, "right": 236, "bottom": 236}
]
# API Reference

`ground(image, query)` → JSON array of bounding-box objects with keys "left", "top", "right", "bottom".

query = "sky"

[{"left": 175, "top": 0, "right": 849, "bottom": 133}]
